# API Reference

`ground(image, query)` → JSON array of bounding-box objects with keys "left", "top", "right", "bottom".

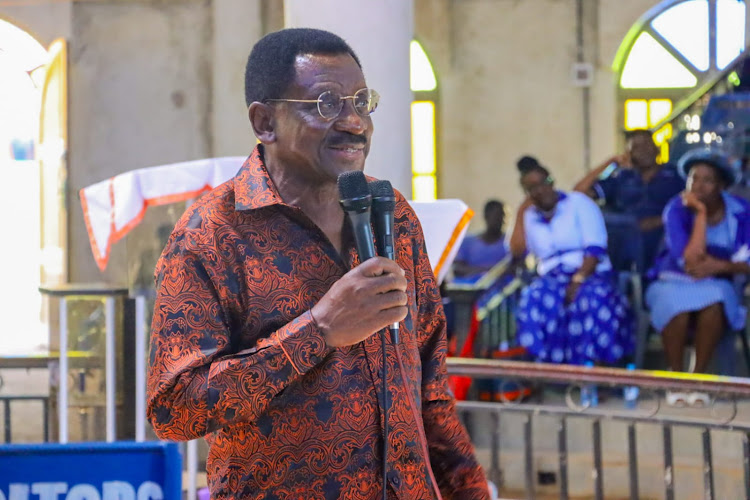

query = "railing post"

[
  {"left": 628, "top": 423, "right": 639, "bottom": 500},
  {"left": 592, "top": 419, "right": 603, "bottom": 500},
  {"left": 58, "top": 297, "right": 68, "bottom": 444},
  {"left": 702, "top": 428, "right": 715, "bottom": 500},
  {"left": 524, "top": 413, "right": 535, "bottom": 500},
  {"left": 499, "top": 294, "right": 509, "bottom": 348},
  {"left": 558, "top": 417, "right": 568, "bottom": 500},
  {"left": 3, "top": 399, "right": 10, "bottom": 443},
  {"left": 43, "top": 398, "right": 49, "bottom": 442},
  {"left": 489, "top": 411, "right": 502, "bottom": 488},
  {"left": 187, "top": 439, "right": 198, "bottom": 500},
  {"left": 743, "top": 433, "right": 750, "bottom": 500},
  {"left": 105, "top": 295, "right": 116, "bottom": 442},
  {"left": 663, "top": 425, "right": 675, "bottom": 500},
  {"left": 135, "top": 294, "right": 147, "bottom": 442}
]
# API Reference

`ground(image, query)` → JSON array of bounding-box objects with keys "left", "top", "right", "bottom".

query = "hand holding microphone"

[{"left": 310, "top": 171, "right": 407, "bottom": 348}]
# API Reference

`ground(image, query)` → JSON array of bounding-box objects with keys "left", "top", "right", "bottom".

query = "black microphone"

[
  {"left": 337, "top": 170, "right": 376, "bottom": 262},
  {"left": 369, "top": 180, "right": 400, "bottom": 344}
]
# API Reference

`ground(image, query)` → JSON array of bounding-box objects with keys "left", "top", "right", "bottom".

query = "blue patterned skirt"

[
  {"left": 646, "top": 274, "right": 745, "bottom": 331},
  {"left": 516, "top": 269, "right": 634, "bottom": 364}
]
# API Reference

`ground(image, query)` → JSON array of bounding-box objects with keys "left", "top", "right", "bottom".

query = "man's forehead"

[
  {"left": 294, "top": 51, "right": 358, "bottom": 66},
  {"left": 292, "top": 53, "right": 365, "bottom": 86}
]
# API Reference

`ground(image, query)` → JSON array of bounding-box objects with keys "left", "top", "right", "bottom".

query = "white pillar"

[
  {"left": 284, "top": 0, "right": 413, "bottom": 197},
  {"left": 212, "top": 0, "right": 263, "bottom": 156}
]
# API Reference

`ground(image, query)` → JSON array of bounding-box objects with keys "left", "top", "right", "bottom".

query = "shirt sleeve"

[
  {"left": 593, "top": 174, "right": 617, "bottom": 204},
  {"left": 732, "top": 200, "right": 750, "bottom": 264},
  {"left": 146, "top": 236, "right": 332, "bottom": 441},
  {"left": 520, "top": 210, "right": 536, "bottom": 257},
  {"left": 409, "top": 214, "right": 490, "bottom": 498},
  {"left": 573, "top": 193, "right": 608, "bottom": 254},
  {"left": 663, "top": 198, "right": 690, "bottom": 266},
  {"left": 454, "top": 236, "right": 471, "bottom": 263}
]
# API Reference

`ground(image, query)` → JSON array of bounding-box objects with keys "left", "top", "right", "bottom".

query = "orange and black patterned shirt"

[{"left": 147, "top": 145, "right": 489, "bottom": 499}]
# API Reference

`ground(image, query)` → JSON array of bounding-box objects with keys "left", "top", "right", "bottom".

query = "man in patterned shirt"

[{"left": 147, "top": 28, "right": 488, "bottom": 499}]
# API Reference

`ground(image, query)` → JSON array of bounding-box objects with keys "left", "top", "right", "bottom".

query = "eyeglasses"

[
  {"left": 265, "top": 88, "right": 379, "bottom": 120},
  {"left": 523, "top": 176, "right": 554, "bottom": 195}
]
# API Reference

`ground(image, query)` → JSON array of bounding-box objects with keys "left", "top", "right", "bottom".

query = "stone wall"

[
  {"left": 415, "top": 0, "right": 659, "bottom": 228},
  {"left": 0, "top": 0, "right": 665, "bottom": 278}
]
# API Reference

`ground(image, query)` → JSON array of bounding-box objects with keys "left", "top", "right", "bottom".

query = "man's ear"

[{"left": 249, "top": 102, "right": 276, "bottom": 144}]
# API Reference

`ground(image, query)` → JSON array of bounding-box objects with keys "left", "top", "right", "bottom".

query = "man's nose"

[{"left": 334, "top": 100, "right": 368, "bottom": 135}]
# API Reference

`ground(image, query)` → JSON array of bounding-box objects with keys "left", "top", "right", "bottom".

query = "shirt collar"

[{"left": 233, "top": 144, "right": 286, "bottom": 211}]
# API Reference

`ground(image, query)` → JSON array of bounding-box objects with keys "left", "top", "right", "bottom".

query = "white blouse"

[{"left": 522, "top": 191, "right": 612, "bottom": 275}]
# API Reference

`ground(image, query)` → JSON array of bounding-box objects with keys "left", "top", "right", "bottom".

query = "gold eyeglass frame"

[{"left": 264, "top": 88, "right": 379, "bottom": 120}]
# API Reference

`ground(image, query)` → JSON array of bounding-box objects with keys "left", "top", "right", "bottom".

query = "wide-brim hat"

[{"left": 677, "top": 148, "right": 741, "bottom": 187}]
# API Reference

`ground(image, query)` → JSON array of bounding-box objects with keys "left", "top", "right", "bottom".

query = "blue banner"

[{"left": 0, "top": 442, "right": 181, "bottom": 500}]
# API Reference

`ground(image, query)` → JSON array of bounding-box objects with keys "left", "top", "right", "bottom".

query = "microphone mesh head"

[
  {"left": 368, "top": 180, "right": 396, "bottom": 212},
  {"left": 337, "top": 170, "right": 370, "bottom": 201}
]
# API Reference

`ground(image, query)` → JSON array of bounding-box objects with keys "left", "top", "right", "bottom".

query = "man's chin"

[
  {"left": 322, "top": 163, "right": 365, "bottom": 184},
  {"left": 331, "top": 160, "right": 366, "bottom": 175}
]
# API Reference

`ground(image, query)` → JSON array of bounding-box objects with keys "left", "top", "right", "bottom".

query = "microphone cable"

[
  {"left": 369, "top": 179, "right": 443, "bottom": 500},
  {"left": 369, "top": 179, "right": 396, "bottom": 499},
  {"left": 337, "top": 171, "right": 389, "bottom": 499},
  {"left": 381, "top": 326, "right": 389, "bottom": 500}
]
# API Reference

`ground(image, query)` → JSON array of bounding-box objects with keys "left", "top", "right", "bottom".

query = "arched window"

[
  {"left": 410, "top": 40, "right": 438, "bottom": 201},
  {"left": 0, "top": 18, "right": 49, "bottom": 351},
  {"left": 613, "top": 0, "right": 747, "bottom": 161}
]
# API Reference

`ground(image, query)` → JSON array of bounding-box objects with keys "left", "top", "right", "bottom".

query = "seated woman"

[
  {"left": 509, "top": 156, "right": 634, "bottom": 365},
  {"left": 646, "top": 149, "right": 750, "bottom": 384}
]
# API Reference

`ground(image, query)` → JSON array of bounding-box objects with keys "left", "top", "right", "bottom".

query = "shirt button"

[{"left": 309, "top": 355, "right": 320, "bottom": 365}]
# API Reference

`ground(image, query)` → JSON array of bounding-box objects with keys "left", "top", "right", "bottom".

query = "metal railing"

[
  {"left": 444, "top": 257, "right": 525, "bottom": 358},
  {"left": 448, "top": 358, "right": 750, "bottom": 500},
  {"left": 0, "top": 395, "right": 49, "bottom": 443}
]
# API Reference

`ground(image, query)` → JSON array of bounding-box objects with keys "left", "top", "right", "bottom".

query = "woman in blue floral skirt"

[{"left": 508, "top": 156, "right": 634, "bottom": 365}]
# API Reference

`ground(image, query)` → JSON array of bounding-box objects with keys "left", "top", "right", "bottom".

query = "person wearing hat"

[{"left": 646, "top": 149, "right": 750, "bottom": 405}]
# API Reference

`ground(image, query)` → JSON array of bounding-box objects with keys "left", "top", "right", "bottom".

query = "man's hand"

[
  {"left": 311, "top": 257, "right": 408, "bottom": 348},
  {"left": 609, "top": 152, "right": 631, "bottom": 169}
]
